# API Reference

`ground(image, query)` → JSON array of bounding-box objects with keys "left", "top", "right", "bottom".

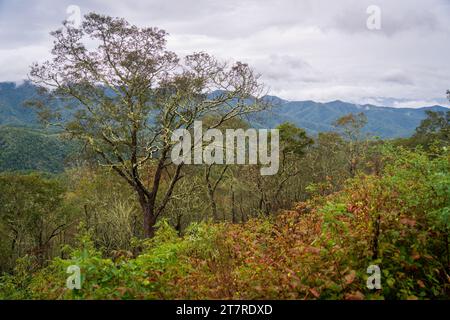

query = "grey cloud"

[
  {"left": 329, "top": 0, "right": 444, "bottom": 36},
  {"left": 0, "top": 0, "right": 449, "bottom": 107},
  {"left": 380, "top": 70, "right": 415, "bottom": 85},
  {"left": 256, "top": 55, "right": 325, "bottom": 85}
]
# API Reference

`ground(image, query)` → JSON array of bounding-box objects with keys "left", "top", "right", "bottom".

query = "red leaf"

[{"left": 309, "top": 288, "right": 320, "bottom": 298}]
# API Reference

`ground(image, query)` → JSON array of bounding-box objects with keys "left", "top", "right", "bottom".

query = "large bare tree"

[{"left": 30, "top": 13, "right": 265, "bottom": 237}]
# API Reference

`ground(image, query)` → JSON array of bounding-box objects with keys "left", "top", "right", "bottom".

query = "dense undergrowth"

[{"left": 1, "top": 145, "right": 449, "bottom": 299}]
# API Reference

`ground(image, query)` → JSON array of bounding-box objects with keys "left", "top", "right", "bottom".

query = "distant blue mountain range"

[
  {"left": 251, "top": 96, "right": 448, "bottom": 138},
  {"left": 0, "top": 81, "right": 447, "bottom": 138}
]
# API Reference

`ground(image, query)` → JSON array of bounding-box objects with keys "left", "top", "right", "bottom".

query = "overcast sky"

[{"left": 1, "top": 0, "right": 449, "bottom": 107}]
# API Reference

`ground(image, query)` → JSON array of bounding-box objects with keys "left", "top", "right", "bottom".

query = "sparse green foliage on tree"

[{"left": 333, "top": 112, "right": 368, "bottom": 177}]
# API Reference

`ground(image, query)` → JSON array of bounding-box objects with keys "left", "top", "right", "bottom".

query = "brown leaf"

[
  {"left": 345, "top": 270, "right": 356, "bottom": 285},
  {"left": 344, "top": 291, "right": 365, "bottom": 300},
  {"left": 400, "top": 218, "right": 416, "bottom": 227},
  {"left": 305, "top": 246, "right": 321, "bottom": 255},
  {"left": 417, "top": 280, "right": 425, "bottom": 288},
  {"left": 309, "top": 288, "right": 320, "bottom": 298}
]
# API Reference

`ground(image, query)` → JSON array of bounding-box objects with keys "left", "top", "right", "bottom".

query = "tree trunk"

[
  {"left": 142, "top": 202, "right": 157, "bottom": 238},
  {"left": 372, "top": 213, "right": 381, "bottom": 260},
  {"left": 231, "top": 185, "right": 237, "bottom": 223},
  {"left": 207, "top": 184, "right": 218, "bottom": 221}
]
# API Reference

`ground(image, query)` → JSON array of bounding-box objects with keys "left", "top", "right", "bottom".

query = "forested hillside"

[
  {"left": 0, "top": 82, "right": 39, "bottom": 126},
  {"left": 1, "top": 139, "right": 449, "bottom": 299},
  {"left": 1, "top": 104, "right": 448, "bottom": 299},
  {"left": 0, "top": 126, "right": 77, "bottom": 172},
  {"left": 0, "top": 13, "right": 449, "bottom": 301}
]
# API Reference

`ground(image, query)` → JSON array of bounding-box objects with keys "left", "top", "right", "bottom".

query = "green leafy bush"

[{"left": 1, "top": 145, "right": 448, "bottom": 300}]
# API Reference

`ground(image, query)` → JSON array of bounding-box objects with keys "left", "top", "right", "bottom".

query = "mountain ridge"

[{"left": 0, "top": 81, "right": 448, "bottom": 138}]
